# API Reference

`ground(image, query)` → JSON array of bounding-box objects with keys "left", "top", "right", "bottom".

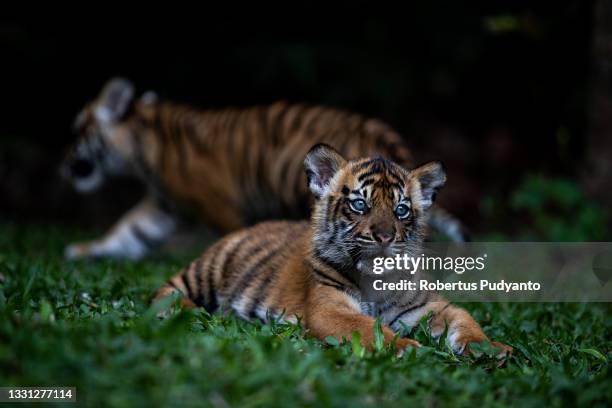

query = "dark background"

[{"left": 1, "top": 2, "right": 609, "bottom": 239}]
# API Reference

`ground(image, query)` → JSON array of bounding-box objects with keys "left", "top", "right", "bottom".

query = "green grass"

[{"left": 0, "top": 224, "right": 610, "bottom": 407}]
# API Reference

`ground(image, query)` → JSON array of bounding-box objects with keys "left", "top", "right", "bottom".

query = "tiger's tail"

[
  {"left": 428, "top": 205, "right": 470, "bottom": 242},
  {"left": 153, "top": 263, "right": 201, "bottom": 311}
]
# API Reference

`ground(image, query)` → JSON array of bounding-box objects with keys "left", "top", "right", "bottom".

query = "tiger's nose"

[
  {"left": 69, "top": 158, "right": 94, "bottom": 178},
  {"left": 372, "top": 230, "right": 395, "bottom": 246}
]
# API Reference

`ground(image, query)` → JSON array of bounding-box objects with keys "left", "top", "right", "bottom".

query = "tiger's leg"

[
  {"left": 65, "top": 197, "right": 177, "bottom": 260},
  {"left": 389, "top": 299, "right": 512, "bottom": 356},
  {"left": 305, "top": 286, "right": 420, "bottom": 352}
]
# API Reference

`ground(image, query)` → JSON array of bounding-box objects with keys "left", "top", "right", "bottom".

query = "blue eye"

[
  {"left": 349, "top": 198, "right": 368, "bottom": 213},
  {"left": 395, "top": 204, "right": 410, "bottom": 219}
]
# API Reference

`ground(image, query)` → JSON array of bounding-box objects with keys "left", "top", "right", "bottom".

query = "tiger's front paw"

[
  {"left": 460, "top": 338, "right": 513, "bottom": 358},
  {"left": 65, "top": 240, "right": 140, "bottom": 260},
  {"left": 65, "top": 242, "right": 93, "bottom": 260},
  {"left": 396, "top": 337, "right": 421, "bottom": 356},
  {"left": 488, "top": 341, "right": 513, "bottom": 357}
]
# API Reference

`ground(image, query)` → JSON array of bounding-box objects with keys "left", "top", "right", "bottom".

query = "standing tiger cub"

[
  {"left": 62, "top": 77, "right": 467, "bottom": 260},
  {"left": 154, "top": 145, "right": 511, "bottom": 355}
]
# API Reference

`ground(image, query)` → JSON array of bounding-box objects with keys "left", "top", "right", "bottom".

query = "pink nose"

[{"left": 372, "top": 231, "right": 394, "bottom": 245}]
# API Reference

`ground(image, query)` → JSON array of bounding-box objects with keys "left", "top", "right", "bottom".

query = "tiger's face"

[
  {"left": 305, "top": 143, "right": 445, "bottom": 273},
  {"left": 61, "top": 78, "right": 154, "bottom": 192}
]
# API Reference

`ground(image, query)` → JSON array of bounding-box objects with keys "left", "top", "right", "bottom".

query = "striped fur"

[
  {"left": 154, "top": 145, "right": 511, "bottom": 355},
  {"left": 62, "top": 78, "right": 467, "bottom": 260}
]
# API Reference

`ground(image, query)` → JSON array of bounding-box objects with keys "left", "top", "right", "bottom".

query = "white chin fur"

[{"left": 73, "top": 171, "right": 104, "bottom": 193}]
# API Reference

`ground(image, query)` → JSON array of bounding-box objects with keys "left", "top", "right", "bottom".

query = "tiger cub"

[
  {"left": 154, "top": 144, "right": 511, "bottom": 355},
  {"left": 62, "top": 77, "right": 467, "bottom": 260}
]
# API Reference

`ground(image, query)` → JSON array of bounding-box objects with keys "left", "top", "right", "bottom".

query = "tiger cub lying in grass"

[{"left": 154, "top": 144, "right": 511, "bottom": 355}]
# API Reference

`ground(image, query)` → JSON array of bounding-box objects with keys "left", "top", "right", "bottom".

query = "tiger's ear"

[
  {"left": 95, "top": 77, "right": 135, "bottom": 124},
  {"left": 304, "top": 144, "right": 347, "bottom": 199},
  {"left": 411, "top": 161, "right": 446, "bottom": 210}
]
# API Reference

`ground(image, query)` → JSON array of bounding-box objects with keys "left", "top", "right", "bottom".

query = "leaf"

[
  {"left": 578, "top": 348, "right": 607, "bottom": 362},
  {"left": 373, "top": 318, "right": 384, "bottom": 352},
  {"left": 39, "top": 299, "right": 55, "bottom": 323},
  {"left": 438, "top": 321, "right": 449, "bottom": 349},
  {"left": 351, "top": 331, "right": 365, "bottom": 358},
  {"left": 407, "top": 342, "right": 418, "bottom": 361},
  {"left": 23, "top": 265, "right": 39, "bottom": 299},
  {"left": 398, "top": 321, "right": 411, "bottom": 337},
  {"left": 325, "top": 336, "right": 340, "bottom": 347}
]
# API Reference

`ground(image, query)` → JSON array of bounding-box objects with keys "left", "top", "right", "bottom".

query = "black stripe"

[
  {"left": 275, "top": 107, "right": 306, "bottom": 192},
  {"left": 181, "top": 271, "right": 194, "bottom": 300},
  {"left": 205, "top": 239, "right": 241, "bottom": 313},
  {"left": 380, "top": 181, "right": 403, "bottom": 191},
  {"left": 222, "top": 239, "right": 266, "bottom": 288},
  {"left": 325, "top": 196, "right": 335, "bottom": 225},
  {"left": 386, "top": 166, "right": 403, "bottom": 180},
  {"left": 269, "top": 103, "right": 291, "bottom": 145},
  {"left": 227, "top": 244, "right": 283, "bottom": 305},
  {"left": 317, "top": 281, "right": 345, "bottom": 292},
  {"left": 287, "top": 105, "right": 306, "bottom": 134},
  {"left": 245, "top": 267, "right": 278, "bottom": 319},
  {"left": 303, "top": 106, "right": 326, "bottom": 137},
  {"left": 205, "top": 255, "right": 219, "bottom": 312},
  {"left": 287, "top": 159, "right": 309, "bottom": 218},
  {"left": 341, "top": 207, "right": 354, "bottom": 221},
  {"left": 185, "top": 110, "right": 207, "bottom": 155},
  {"left": 437, "top": 302, "right": 452, "bottom": 315},
  {"left": 242, "top": 110, "right": 269, "bottom": 220},
  {"left": 357, "top": 169, "right": 384, "bottom": 182},
  {"left": 325, "top": 199, "right": 344, "bottom": 244},
  {"left": 131, "top": 224, "right": 158, "bottom": 251},
  {"left": 202, "top": 242, "right": 227, "bottom": 312},
  {"left": 384, "top": 170, "right": 405, "bottom": 188},
  {"left": 311, "top": 266, "right": 349, "bottom": 288},
  {"left": 332, "top": 199, "right": 343, "bottom": 217},
  {"left": 356, "top": 157, "right": 379, "bottom": 170},
  {"left": 312, "top": 248, "right": 359, "bottom": 287},
  {"left": 388, "top": 300, "right": 428, "bottom": 328},
  {"left": 192, "top": 258, "right": 205, "bottom": 306},
  {"left": 327, "top": 200, "right": 341, "bottom": 245}
]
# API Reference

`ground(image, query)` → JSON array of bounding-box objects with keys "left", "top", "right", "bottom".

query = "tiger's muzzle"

[{"left": 60, "top": 154, "right": 105, "bottom": 193}]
